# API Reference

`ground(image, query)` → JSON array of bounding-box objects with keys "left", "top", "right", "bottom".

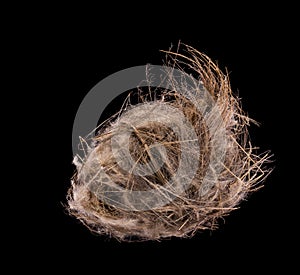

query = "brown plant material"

[{"left": 67, "top": 43, "right": 271, "bottom": 241}]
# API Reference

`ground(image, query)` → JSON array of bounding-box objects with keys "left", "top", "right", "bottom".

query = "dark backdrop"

[{"left": 22, "top": 3, "right": 296, "bottom": 272}]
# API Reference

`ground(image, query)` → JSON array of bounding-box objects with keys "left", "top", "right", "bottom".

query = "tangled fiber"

[{"left": 67, "top": 43, "right": 271, "bottom": 241}]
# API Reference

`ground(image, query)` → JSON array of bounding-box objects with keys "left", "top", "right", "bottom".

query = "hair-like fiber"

[{"left": 67, "top": 43, "right": 271, "bottom": 241}]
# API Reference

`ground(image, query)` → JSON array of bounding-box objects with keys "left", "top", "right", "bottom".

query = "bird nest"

[{"left": 67, "top": 43, "right": 271, "bottom": 241}]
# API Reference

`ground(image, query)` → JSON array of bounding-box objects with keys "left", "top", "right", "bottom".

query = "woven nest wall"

[{"left": 67, "top": 43, "right": 271, "bottom": 241}]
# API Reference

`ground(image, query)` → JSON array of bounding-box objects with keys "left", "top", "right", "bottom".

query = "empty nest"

[{"left": 67, "top": 43, "right": 271, "bottom": 241}]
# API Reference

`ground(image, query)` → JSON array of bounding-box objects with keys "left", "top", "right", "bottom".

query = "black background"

[{"left": 20, "top": 3, "right": 297, "bottom": 272}]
